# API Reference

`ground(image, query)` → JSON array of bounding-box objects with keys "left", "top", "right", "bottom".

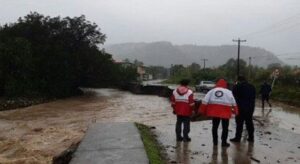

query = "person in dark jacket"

[
  {"left": 259, "top": 81, "right": 272, "bottom": 112},
  {"left": 170, "top": 79, "right": 195, "bottom": 142},
  {"left": 230, "top": 76, "right": 256, "bottom": 142}
]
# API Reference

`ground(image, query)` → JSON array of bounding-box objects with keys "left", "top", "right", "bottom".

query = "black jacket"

[
  {"left": 259, "top": 83, "right": 272, "bottom": 96},
  {"left": 232, "top": 82, "right": 256, "bottom": 115}
]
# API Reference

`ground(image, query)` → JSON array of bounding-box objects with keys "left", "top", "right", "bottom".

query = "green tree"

[
  {"left": 187, "top": 63, "right": 201, "bottom": 75},
  {"left": 0, "top": 12, "right": 136, "bottom": 98},
  {"left": 219, "top": 58, "right": 247, "bottom": 81}
]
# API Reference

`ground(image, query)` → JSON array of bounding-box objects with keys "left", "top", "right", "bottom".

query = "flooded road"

[
  {"left": 0, "top": 89, "right": 300, "bottom": 163},
  {"left": 156, "top": 92, "right": 300, "bottom": 164}
]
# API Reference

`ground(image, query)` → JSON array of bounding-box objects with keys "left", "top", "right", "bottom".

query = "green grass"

[
  {"left": 135, "top": 123, "right": 166, "bottom": 164},
  {"left": 270, "top": 87, "right": 300, "bottom": 107}
]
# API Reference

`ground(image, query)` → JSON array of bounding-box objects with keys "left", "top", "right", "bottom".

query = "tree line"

[
  {"left": 167, "top": 59, "right": 300, "bottom": 105},
  {"left": 0, "top": 12, "right": 137, "bottom": 98}
]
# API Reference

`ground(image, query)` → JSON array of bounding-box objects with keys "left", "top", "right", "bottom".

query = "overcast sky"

[{"left": 0, "top": 0, "right": 299, "bottom": 65}]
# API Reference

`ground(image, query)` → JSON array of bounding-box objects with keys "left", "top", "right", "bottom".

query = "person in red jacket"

[
  {"left": 170, "top": 79, "right": 195, "bottom": 142},
  {"left": 199, "top": 79, "right": 238, "bottom": 147}
]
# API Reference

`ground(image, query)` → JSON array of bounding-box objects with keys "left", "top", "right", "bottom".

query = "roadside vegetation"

[
  {"left": 166, "top": 59, "right": 300, "bottom": 106},
  {"left": 135, "top": 123, "right": 166, "bottom": 164},
  {"left": 0, "top": 12, "right": 137, "bottom": 110}
]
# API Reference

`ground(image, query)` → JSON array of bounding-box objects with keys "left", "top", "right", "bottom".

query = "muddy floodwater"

[{"left": 0, "top": 89, "right": 300, "bottom": 163}]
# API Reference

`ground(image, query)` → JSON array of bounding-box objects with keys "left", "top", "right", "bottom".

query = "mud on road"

[{"left": 0, "top": 89, "right": 300, "bottom": 163}]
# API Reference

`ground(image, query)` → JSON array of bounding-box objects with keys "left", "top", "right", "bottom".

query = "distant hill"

[{"left": 105, "top": 41, "right": 283, "bottom": 67}]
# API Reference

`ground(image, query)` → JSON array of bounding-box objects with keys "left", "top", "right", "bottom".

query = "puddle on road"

[{"left": 0, "top": 88, "right": 300, "bottom": 163}]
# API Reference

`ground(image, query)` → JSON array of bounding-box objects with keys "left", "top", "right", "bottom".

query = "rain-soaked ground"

[{"left": 0, "top": 88, "right": 300, "bottom": 163}]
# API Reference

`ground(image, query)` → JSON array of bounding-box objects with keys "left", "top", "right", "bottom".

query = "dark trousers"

[
  {"left": 176, "top": 116, "right": 190, "bottom": 139},
  {"left": 262, "top": 94, "right": 272, "bottom": 109},
  {"left": 234, "top": 114, "right": 254, "bottom": 140},
  {"left": 212, "top": 118, "right": 229, "bottom": 144}
]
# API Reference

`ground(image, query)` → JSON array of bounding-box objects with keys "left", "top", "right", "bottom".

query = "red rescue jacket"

[
  {"left": 170, "top": 86, "right": 194, "bottom": 116},
  {"left": 199, "top": 79, "right": 238, "bottom": 119}
]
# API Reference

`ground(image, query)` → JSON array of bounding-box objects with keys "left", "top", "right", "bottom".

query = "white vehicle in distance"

[{"left": 195, "top": 81, "right": 216, "bottom": 92}]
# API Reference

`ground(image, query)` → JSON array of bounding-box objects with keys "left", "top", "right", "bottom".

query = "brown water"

[{"left": 0, "top": 89, "right": 299, "bottom": 163}]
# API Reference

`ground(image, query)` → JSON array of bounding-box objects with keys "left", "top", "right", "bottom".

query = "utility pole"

[
  {"left": 201, "top": 59, "right": 208, "bottom": 70},
  {"left": 233, "top": 38, "right": 247, "bottom": 77},
  {"left": 248, "top": 57, "right": 252, "bottom": 80}
]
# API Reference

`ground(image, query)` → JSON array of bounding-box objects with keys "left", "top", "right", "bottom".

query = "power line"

[
  {"left": 242, "top": 13, "right": 300, "bottom": 36},
  {"left": 276, "top": 52, "right": 300, "bottom": 56},
  {"left": 241, "top": 13, "right": 300, "bottom": 39},
  {"left": 250, "top": 22, "right": 300, "bottom": 39},
  {"left": 285, "top": 57, "right": 300, "bottom": 60},
  {"left": 245, "top": 22, "right": 300, "bottom": 40}
]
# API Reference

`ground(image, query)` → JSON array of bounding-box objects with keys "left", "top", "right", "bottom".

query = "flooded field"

[{"left": 0, "top": 89, "right": 300, "bottom": 163}]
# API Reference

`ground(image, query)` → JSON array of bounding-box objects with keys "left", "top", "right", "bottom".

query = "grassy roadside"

[
  {"left": 271, "top": 88, "right": 300, "bottom": 107},
  {"left": 135, "top": 123, "right": 166, "bottom": 164}
]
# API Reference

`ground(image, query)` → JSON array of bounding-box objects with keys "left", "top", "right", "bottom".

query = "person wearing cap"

[
  {"left": 199, "top": 79, "right": 238, "bottom": 147},
  {"left": 230, "top": 76, "right": 256, "bottom": 143},
  {"left": 170, "top": 79, "right": 195, "bottom": 142}
]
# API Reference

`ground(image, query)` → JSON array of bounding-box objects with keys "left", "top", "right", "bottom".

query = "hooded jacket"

[
  {"left": 199, "top": 79, "right": 238, "bottom": 119},
  {"left": 170, "top": 85, "right": 194, "bottom": 116}
]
